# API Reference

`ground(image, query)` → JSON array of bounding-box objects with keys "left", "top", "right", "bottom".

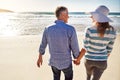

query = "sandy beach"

[{"left": 0, "top": 34, "right": 120, "bottom": 80}]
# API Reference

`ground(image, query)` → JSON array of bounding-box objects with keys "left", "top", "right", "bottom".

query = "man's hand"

[{"left": 37, "top": 54, "right": 43, "bottom": 68}]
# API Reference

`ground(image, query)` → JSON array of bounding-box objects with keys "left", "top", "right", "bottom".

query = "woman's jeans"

[
  {"left": 51, "top": 65, "right": 73, "bottom": 80},
  {"left": 85, "top": 60, "right": 107, "bottom": 80}
]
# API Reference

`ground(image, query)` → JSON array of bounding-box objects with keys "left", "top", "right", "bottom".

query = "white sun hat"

[{"left": 90, "top": 5, "right": 113, "bottom": 22}]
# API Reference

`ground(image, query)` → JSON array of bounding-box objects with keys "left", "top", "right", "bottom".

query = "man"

[{"left": 37, "top": 6, "right": 80, "bottom": 80}]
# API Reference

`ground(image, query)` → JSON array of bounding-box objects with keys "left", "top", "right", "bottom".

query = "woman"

[{"left": 74, "top": 5, "right": 116, "bottom": 80}]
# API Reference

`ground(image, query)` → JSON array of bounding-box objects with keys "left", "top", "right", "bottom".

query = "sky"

[{"left": 0, "top": 0, "right": 119, "bottom": 12}]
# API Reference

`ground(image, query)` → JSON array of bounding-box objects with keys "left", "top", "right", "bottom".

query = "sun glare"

[
  {"left": 2, "top": 29, "right": 18, "bottom": 36},
  {"left": 0, "top": 13, "right": 18, "bottom": 36}
]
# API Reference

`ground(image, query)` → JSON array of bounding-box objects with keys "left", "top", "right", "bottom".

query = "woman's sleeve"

[
  {"left": 106, "top": 37, "right": 116, "bottom": 54},
  {"left": 83, "top": 28, "right": 90, "bottom": 50}
]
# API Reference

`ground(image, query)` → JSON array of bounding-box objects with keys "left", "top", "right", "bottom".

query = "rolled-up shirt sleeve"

[
  {"left": 39, "top": 28, "right": 48, "bottom": 55},
  {"left": 69, "top": 28, "right": 80, "bottom": 58}
]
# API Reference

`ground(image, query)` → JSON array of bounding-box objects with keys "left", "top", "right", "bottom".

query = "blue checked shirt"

[{"left": 39, "top": 20, "right": 79, "bottom": 69}]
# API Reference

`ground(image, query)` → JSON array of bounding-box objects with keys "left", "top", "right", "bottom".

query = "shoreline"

[{"left": 0, "top": 31, "right": 120, "bottom": 37}]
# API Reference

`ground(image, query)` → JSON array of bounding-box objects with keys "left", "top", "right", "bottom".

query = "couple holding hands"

[{"left": 37, "top": 5, "right": 116, "bottom": 80}]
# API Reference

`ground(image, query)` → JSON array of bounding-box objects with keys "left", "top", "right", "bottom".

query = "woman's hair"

[
  {"left": 55, "top": 6, "right": 67, "bottom": 18},
  {"left": 96, "top": 22, "right": 114, "bottom": 37}
]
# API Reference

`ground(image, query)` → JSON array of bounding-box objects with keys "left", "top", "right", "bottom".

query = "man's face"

[{"left": 60, "top": 10, "right": 69, "bottom": 23}]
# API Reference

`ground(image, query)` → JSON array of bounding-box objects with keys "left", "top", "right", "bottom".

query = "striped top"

[{"left": 84, "top": 26, "right": 116, "bottom": 61}]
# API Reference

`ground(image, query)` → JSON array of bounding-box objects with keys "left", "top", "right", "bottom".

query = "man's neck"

[{"left": 58, "top": 18, "right": 67, "bottom": 23}]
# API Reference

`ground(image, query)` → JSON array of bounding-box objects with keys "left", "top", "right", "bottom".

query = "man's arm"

[
  {"left": 73, "top": 28, "right": 89, "bottom": 65},
  {"left": 69, "top": 28, "right": 80, "bottom": 59},
  {"left": 37, "top": 28, "right": 48, "bottom": 68}
]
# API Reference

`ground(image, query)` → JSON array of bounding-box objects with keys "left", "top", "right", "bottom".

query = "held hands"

[
  {"left": 73, "top": 58, "right": 81, "bottom": 65},
  {"left": 73, "top": 48, "right": 86, "bottom": 65}
]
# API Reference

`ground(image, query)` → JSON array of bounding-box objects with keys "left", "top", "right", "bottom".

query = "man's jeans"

[
  {"left": 85, "top": 60, "right": 107, "bottom": 80},
  {"left": 51, "top": 65, "right": 73, "bottom": 80}
]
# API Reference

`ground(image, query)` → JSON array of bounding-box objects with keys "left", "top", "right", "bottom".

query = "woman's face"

[
  {"left": 91, "top": 16, "right": 97, "bottom": 26},
  {"left": 91, "top": 16, "right": 96, "bottom": 23}
]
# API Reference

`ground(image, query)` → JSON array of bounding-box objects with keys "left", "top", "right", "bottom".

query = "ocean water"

[{"left": 0, "top": 12, "right": 120, "bottom": 36}]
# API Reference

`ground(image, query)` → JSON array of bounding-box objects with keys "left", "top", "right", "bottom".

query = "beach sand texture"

[{"left": 0, "top": 35, "right": 120, "bottom": 80}]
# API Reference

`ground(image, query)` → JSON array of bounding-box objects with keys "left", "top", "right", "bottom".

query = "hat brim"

[{"left": 90, "top": 12, "right": 113, "bottom": 22}]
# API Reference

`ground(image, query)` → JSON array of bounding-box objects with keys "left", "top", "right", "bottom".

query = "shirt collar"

[{"left": 55, "top": 20, "right": 65, "bottom": 24}]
